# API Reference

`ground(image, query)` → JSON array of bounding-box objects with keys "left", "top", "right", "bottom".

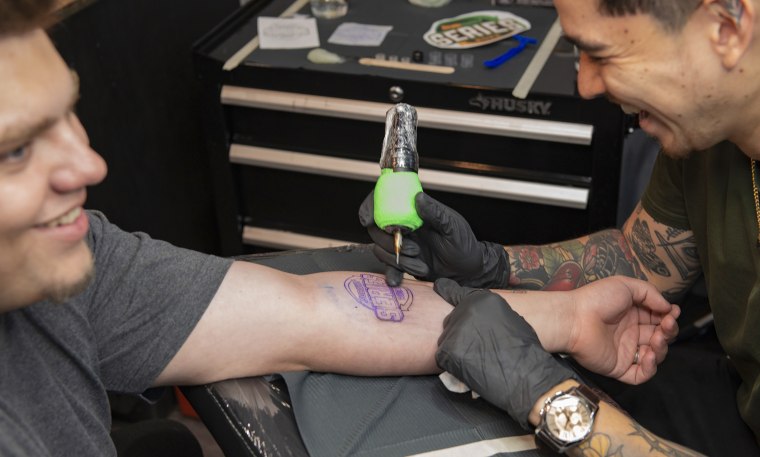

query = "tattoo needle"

[{"left": 394, "top": 229, "right": 402, "bottom": 264}]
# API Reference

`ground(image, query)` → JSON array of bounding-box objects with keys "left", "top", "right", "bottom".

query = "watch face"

[{"left": 545, "top": 394, "right": 594, "bottom": 442}]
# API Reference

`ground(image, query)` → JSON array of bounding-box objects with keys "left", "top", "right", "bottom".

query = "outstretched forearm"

[
  {"left": 158, "top": 264, "right": 453, "bottom": 385},
  {"left": 506, "top": 228, "right": 646, "bottom": 291}
]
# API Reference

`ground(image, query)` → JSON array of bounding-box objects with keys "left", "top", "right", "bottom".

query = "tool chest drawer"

[{"left": 194, "top": 0, "right": 626, "bottom": 255}]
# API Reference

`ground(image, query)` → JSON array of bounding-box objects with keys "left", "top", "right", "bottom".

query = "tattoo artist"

[{"left": 360, "top": 0, "right": 760, "bottom": 455}]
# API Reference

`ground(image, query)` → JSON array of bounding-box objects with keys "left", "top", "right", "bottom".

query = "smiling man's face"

[
  {"left": 0, "top": 30, "right": 107, "bottom": 311},
  {"left": 555, "top": 0, "right": 741, "bottom": 158}
]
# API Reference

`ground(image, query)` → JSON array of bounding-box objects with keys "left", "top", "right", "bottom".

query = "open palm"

[{"left": 566, "top": 276, "right": 679, "bottom": 385}]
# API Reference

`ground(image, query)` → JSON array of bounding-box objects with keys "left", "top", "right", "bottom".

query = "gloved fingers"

[
  {"left": 433, "top": 278, "right": 466, "bottom": 306},
  {"left": 358, "top": 191, "right": 376, "bottom": 227},
  {"left": 366, "top": 214, "right": 424, "bottom": 259},
  {"left": 366, "top": 225, "right": 422, "bottom": 257},
  {"left": 372, "top": 243, "right": 398, "bottom": 266},
  {"left": 371, "top": 244, "right": 430, "bottom": 278},
  {"left": 434, "top": 348, "right": 462, "bottom": 376},
  {"left": 384, "top": 265, "right": 404, "bottom": 287},
  {"left": 366, "top": 224, "right": 396, "bottom": 253},
  {"left": 415, "top": 193, "right": 457, "bottom": 235}
]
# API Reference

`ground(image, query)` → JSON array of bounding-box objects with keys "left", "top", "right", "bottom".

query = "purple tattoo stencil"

[{"left": 344, "top": 274, "right": 413, "bottom": 322}]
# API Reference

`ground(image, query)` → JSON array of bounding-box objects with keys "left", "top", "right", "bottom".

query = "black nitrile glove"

[
  {"left": 434, "top": 278, "right": 579, "bottom": 431},
  {"left": 358, "top": 191, "right": 510, "bottom": 288}
]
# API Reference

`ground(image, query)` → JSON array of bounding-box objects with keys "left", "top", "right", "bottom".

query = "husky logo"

[{"left": 469, "top": 93, "right": 552, "bottom": 116}]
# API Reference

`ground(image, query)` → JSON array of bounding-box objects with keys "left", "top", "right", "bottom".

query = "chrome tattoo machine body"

[{"left": 373, "top": 103, "right": 424, "bottom": 263}]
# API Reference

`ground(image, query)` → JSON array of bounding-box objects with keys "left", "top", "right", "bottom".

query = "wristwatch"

[{"left": 534, "top": 384, "right": 600, "bottom": 453}]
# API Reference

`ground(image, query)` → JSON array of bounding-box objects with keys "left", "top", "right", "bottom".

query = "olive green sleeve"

[{"left": 640, "top": 152, "right": 692, "bottom": 230}]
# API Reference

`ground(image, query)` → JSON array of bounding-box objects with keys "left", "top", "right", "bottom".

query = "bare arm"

[
  {"left": 157, "top": 262, "right": 676, "bottom": 389},
  {"left": 155, "top": 262, "right": 453, "bottom": 385},
  {"left": 506, "top": 203, "right": 701, "bottom": 302}
]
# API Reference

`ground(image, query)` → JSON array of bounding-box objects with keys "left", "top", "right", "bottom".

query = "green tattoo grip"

[{"left": 373, "top": 169, "right": 424, "bottom": 231}]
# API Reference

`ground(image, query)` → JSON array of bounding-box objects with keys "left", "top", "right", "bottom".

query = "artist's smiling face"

[
  {"left": 554, "top": 0, "right": 735, "bottom": 158},
  {"left": 0, "top": 30, "right": 107, "bottom": 311}
]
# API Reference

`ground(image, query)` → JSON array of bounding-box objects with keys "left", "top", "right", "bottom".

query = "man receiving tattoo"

[
  {"left": 0, "top": 1, "right": 682, "bottom": 455},
  {"left": 363, "top": 0, "right": 760, "bottom": 455}
]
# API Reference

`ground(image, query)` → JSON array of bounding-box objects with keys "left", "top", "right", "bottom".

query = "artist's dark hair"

[
  {"left": 0, "top": 0, "right": 56, "bottom": 36},
  {"left": 598, "top": 0, "right": 702, "bottom": 31}
]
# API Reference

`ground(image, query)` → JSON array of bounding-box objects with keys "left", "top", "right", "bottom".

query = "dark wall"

[{"left": 50, "top": 0, "right": 239, "bottom": 254}]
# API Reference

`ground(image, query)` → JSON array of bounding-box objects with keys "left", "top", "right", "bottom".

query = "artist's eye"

[
  {"left": 585, "top": 53, "right": 608, "bottom": 64},
  {"left": 0, "top": 145, "right": 30, "bottom": 165}
]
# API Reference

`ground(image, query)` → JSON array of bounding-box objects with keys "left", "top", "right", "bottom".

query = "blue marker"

[{"left": 483, "top": 35, "right": 538, "bottom": 69}]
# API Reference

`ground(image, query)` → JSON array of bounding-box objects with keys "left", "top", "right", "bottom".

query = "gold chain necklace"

[{"left": 751, "top": 159, "right": 760, "bottom": 246}]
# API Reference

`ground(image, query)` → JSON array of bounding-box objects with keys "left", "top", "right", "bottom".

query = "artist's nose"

[
  {"left": 49, "top": 114, "right": 107, "bottom": 193},
  {"left": 576, "top": 53, "right": 606, "bottom": 99}
]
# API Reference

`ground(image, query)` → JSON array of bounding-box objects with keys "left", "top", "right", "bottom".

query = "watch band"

[{"left": 576, "top": 384, "right": 601, "bottom": 405}]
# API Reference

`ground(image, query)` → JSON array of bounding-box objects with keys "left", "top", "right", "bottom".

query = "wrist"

[
  {"left": 476, "top": 241, "right": 510, "bottom": 289},
  {"left": 528, "top": 378, "right": 580, "bottom": 426},
  {"left": 496, "top": 290, "right": 575, "bottom": 353}
]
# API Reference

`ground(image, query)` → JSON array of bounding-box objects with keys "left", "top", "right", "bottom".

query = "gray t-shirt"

[{"left": 0, "top": 211, "right": 233, "bottom": 456}]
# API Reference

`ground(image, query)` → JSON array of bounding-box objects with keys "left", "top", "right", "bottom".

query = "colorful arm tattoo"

[
  {"left": 506, "top": 228, "right": 646, "bottom": 291},
  {"left": 507, "top": 208, "right": 701, "bottom": 301}
]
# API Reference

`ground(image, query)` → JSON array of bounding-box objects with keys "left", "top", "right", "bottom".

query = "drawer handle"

[
  {"left": 221, "top": 86, "right": 594, "bottom": 145},
  {"left": 242, "top": 226, "right": 354, "bottom": 250},
  {"left": 230, "top": 144, "right": 589, "bottom": 209}
]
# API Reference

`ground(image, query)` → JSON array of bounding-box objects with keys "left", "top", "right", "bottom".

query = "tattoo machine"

[{"left": 373, "top": 103, "right": 424, "bottom": 264}]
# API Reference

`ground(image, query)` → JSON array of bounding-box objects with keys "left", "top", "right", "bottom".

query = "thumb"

[
  {"left": 620, "top": 276, "right": 672, "bottom": 314},
  {"left": 358, "top": 191, "right": 376, "bottom": 227},
  {"left": 384, "top": 265, "right": 404, "bottom": 287},
  {"left": 434, "top": 278, "right": 465, "bottom": 306}
]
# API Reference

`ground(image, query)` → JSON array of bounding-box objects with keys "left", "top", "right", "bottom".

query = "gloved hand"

[
  {"left": 358, "top": 191, "right": 510, "bottom": 288},
  {"left": 434, "top": 278, "right": 579, "bottom": 430}
]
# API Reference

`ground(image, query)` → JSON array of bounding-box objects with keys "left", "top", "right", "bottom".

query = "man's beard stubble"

[{"left": 47, "top": 264, "right": 95, "bottom": 304}]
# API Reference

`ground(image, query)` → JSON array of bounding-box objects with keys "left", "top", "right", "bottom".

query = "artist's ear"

[{"left": 703, "top": 0, "right": 754, "bottom": 68}]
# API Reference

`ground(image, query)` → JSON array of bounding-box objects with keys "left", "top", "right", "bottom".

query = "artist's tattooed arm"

[
  {"left": 532, "top": 381, "right": 706, "bottom": 457},
  {"left": 569, "top": 426, "right": 705, "bottom": 457},
  {"left": 506, "top": 229, "right": 646, "bottom": 291},
  {"left": 506, "top": 204, "right": 701, "bottom": 302},
  {"left": 621, "top": 204, "right": 701, "bottom": 302},
  {"left": 568, "top": 408, "right": 705, "bottom": 457}
]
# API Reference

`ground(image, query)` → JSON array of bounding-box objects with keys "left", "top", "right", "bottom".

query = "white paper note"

[
  {"left": 328, "top": 22, "right": 393, "bottom": 47},
  {"left": 257, "top": 17, "right": 320, "bottom": 49}
]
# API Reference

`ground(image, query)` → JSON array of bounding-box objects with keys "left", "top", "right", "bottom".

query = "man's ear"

[{"left": 704, "top": 0, "right": 754, "bottom": 68}]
